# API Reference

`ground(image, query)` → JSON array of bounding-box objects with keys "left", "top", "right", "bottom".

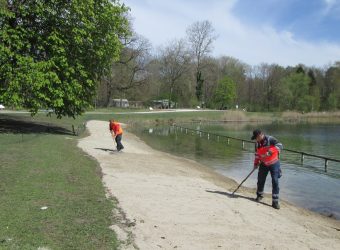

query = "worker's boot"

[
  {"left": 272, "top": 200, "right": 280, "bottom": 209},
  {"left": 255, "top": 195, "right": 263, "bottom": 202}
]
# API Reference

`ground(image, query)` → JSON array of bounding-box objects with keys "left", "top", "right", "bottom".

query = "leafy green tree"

[
  {"left": 277, "top": 81, "right": 293, "bottom": 111},
  {"left": 217, "top": 56, "right": 247, "bottom": 107},
  {"left": 213, "top": 76, "right": 236, "bottom": 109},
  {"left": 324, "top": 62, "right": 340, "bottom": 110},
  {"left": 0, "top": 0, "right": 130, "bottom": 117},
  {"left": 327, "top": 93, "right": 338, "bottom": 110},
  {"left": 279, "top": 72, "right": 311, "bottom": 111}
]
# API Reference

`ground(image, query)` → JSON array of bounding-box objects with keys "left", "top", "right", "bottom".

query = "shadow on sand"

[
  {"left": 95, "top": 147, "right": 115, "bottom": 152},
  {"left": 206, "top": 190, "right": 272, "bottom": 208}
]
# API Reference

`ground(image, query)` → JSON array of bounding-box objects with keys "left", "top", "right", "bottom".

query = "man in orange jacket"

[
  {"left": 109, "top": 119, "right": 124, "bottom": 151},
  {"left": 251, "top": 129, "right": 283, "bottom": 209}
]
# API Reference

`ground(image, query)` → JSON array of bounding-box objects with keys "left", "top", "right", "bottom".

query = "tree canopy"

[
  {"left": 213, "top": 76, "right": 236, "bottom": 109},
  {"left": 0, "top": 0, "right": 130, "bottom": 117}
]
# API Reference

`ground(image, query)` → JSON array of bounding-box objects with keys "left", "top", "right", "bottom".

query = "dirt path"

[{"left": 78, "top": 120, "right": 340, "bottom": 250}]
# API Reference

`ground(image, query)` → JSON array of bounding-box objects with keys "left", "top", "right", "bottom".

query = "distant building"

[
  {"left": 129, "top": 101, "right": 144, "bottom": 108},
  {"left": 152, "top": 99, "right": 174, "bottom": 109},
  {"left": 112, "top": 99, "right": 129, "bottom": 108}
]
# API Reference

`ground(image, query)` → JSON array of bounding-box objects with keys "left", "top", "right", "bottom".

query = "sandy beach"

[{"left": 78, "top": 120, "right": 340, "bottom": 250}]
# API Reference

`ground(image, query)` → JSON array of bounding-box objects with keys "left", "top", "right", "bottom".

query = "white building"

[{"left": 112, "top": 99, "right": 129, "bottom": 108}]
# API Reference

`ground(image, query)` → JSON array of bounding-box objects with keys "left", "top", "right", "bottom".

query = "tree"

[
  {"left": 213, "top": 76, "right": 236, "bottom": 109},
  {"left": 279, "top": 72, "right": 311, "bottom": 111},
  {"left": 159, "top": 39, "right": 191, "bottom": 108},
  {"left": 244, "top": 64, "right": 285, "bottom": 111},
  {"left": 324, "top": 62, "right": 340, "bottom": 110},
  {"left": 186, "top": 20, "right": 216, "bottom": 106},
  {"left": 257, "top": 64, "right": 286, "bottom": 111},
  {"left": 217, "top": 56, "right": 247, "bottom": 107},
  {"left": 307, "top": 69, "right": 321, "bottom": 111},
  {"left": 99, "top": 33, "right": 151, "bottom": 107},
  {"left": 0, "top": 0, "right": 130, "bottom": 117},
  {"left": 201, "top": 57, "right": 219, "bottom": 107}
]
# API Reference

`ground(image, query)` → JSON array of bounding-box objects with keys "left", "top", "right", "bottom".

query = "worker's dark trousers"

[
  {"left": 256, "top": 161, "right": 281, "bottom": 202},
  {"left": 115, "top": 134, "right": 124, "bottom": 151}
]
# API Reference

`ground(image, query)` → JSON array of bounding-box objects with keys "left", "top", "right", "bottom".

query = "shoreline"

[{"left": 78, "top": 120, "right": 340, "bottom": 250}]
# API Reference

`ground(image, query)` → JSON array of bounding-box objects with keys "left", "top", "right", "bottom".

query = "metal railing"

[{"left": 172, "top": 124, "right": 340, "bottom": 172}]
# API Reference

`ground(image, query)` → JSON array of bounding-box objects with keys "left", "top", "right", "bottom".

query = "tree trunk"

[{"left": 169, "top": 85, "right": 173, "bottom": 109}]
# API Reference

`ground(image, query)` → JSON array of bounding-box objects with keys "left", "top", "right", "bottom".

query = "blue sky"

[
  {"left": 122, "top": 0, "right": 340, "bottom": 67},
  {"left": 233, "top": 0, "right": 340, "bottom": 42}
]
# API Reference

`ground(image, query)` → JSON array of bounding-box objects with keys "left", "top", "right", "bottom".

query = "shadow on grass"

[
  {"left": 205, "top": 190, "right": 272, "bottom": 208},
  {"left": 0, "top": 115, "right": 73, "bottom": 135}
]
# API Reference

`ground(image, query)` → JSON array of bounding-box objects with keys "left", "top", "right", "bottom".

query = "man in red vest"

[
  {"left": 109, "top": 119, "right": 124, "bottom": 152},
  {"left": 251, "top": 129, "right": 283, "bottom": 209}
]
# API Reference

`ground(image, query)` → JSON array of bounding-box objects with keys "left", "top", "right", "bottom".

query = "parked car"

[{"left": 0, "top": 104, "right": 5, "bottom": 110}]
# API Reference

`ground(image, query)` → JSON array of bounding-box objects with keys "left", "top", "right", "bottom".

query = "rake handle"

[{"left": 232, "top": 168, "right": 256, "bottom": 195}]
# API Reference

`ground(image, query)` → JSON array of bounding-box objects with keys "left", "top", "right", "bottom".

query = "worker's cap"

[{"left": 251, "top": 129, "right": 262, "bottom": 140}]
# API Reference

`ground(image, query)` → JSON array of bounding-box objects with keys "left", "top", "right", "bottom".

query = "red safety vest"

[
  {"left": 254, "top": 145, "right": 279, "bottom": 166},
  {"left": 110, "top": 122, "right": 123, "bottom": 135}
]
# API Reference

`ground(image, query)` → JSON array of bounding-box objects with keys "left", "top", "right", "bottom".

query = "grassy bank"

[
  {"left": 281, "top": 111, "right": 340, "bottom": 123},
  {"left": 2, "top": 109, "right": 340, "bottom": 127},
  {"left": 85, "top": 109, "right": 340, "bottom": 125},
  {"left": 0, "top": 119, "right": 118, "bottom": 249}
]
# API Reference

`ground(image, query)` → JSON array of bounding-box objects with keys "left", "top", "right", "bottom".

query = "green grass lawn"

[{"left": 0, "top": 127, "right": 118, "bottom": 249}]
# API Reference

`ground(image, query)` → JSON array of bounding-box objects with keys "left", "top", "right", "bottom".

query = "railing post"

[
  {"left": 207, "top": 133, "right": 210, "bottom": 140},
  {"left": 242, "top": 141, "right": 245, "bottom": 149},
  {"left": 227, "top": 138, "right": 230, "bottom": 145},
  {"left": 301, "top": 153, "right": 304, "bottom": 164},
  {"left": 325, "top": 159, "right": 328, "bottom": 172}
]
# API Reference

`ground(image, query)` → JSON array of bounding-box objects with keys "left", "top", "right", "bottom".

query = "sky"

[{"left": 121, "top": 0, "right": 340, "bottom": 67}]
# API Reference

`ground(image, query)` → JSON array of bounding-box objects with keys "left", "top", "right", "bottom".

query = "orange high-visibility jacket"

[
  {"left": 254, "top": 145, "right": 279, "bottom": 166},
  {"left": 109, "top": 122, "right": 123, "bottom": 135}
]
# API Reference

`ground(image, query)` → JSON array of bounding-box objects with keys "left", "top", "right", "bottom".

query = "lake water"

[{"left": 131, "top": 122, "right": 340, "bottom": 219}]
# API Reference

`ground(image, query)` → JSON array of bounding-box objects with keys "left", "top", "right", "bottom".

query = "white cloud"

[
  {"left": 123, "top": 0, "right": 340, "bottom": 67},
  {"left": 323, "top": 0, "right": 337, "bottom": 8},
  {"left": 322, "top": 0, "right": 340, "bottom": 17}
]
